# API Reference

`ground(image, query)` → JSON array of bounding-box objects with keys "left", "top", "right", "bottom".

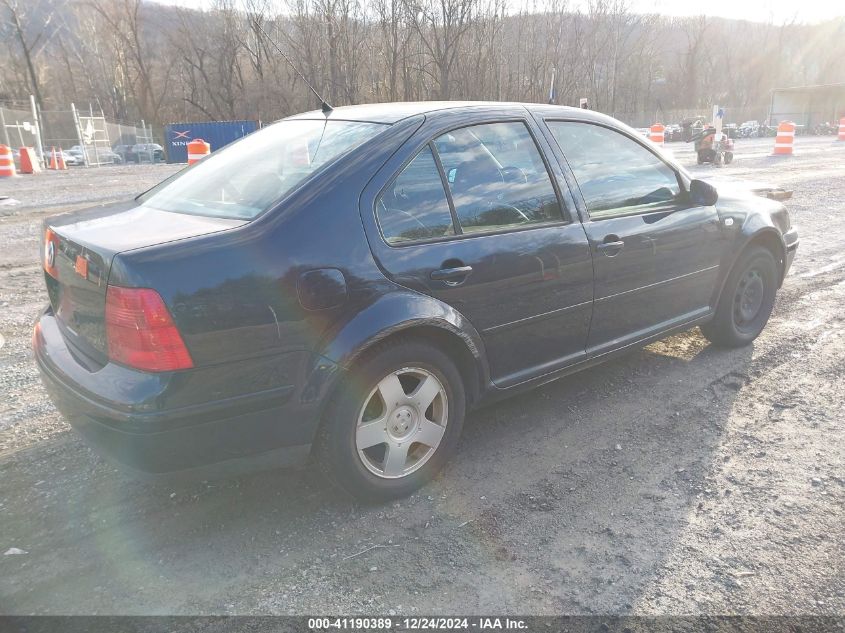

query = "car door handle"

[
  {"left": 596, "top": 240, "right": 625, "bottom": 254},
  {"left": 430, "top": 265, "right": 473, "bottom": 283}
]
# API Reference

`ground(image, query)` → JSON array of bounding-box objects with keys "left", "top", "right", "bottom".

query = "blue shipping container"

[{"left": 164, "top": 120, "right": 259, "bottom": 163}]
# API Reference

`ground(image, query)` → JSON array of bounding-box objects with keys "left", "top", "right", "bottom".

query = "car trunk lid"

[{"left": 44, "top": 201, "right": 246, "bottom": 366}]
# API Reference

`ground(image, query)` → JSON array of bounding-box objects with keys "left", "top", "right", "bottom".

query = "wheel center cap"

[{"left": 389, "top": 406, "right": 418, "bottom": 440}]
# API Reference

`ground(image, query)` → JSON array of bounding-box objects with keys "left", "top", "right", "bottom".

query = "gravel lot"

[{"left": 0, "top": 138, "right": 843, "bottom": 616}]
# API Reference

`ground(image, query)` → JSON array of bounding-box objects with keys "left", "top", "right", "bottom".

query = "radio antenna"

[{"left": 252, "top": 18, "right": 333, "bottom": 114}]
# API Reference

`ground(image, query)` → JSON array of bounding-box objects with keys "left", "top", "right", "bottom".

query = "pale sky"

[
  {"left": 148, "top": 0, "right": 842, "bottom": 25},
  {"left": 626, "top": 0, "right": 837, "bottom": 24}
]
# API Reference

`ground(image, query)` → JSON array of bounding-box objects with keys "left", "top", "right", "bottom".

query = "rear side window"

[
  {"left": 546, "top": 121, "right": 681, "bottom": 220},
  {"left": 139, "top": 119, "right": 385, "bottom": 220},
  {"left": 434, "top": 122, "right": 562, "bottom": 234},
  {"left": 376, "top": 146, "right": 456, "bottom": 244}
]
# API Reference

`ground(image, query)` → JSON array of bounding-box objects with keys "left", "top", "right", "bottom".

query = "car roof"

[{"left": 285, "top": 101, "right": 600, "bottom": 124}]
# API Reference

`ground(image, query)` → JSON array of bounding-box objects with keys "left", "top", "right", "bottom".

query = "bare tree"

[
  {"left": 407, "top": 0, "right": 475, "bottom": 99},
  {"left": 677, "top": 14, "right": 708, "bottom": 108},
  {"left": 372, "top": 0, "right": 411, "bottom": 100},
  {"left": 88, "top": 0, "right": 176, "bottom": 124},
  {"left": 1, "top": 0, "right": 843, "bottom": 128},
  {"left": 0, "top": 0, "right": 62, "bottom": 111}
]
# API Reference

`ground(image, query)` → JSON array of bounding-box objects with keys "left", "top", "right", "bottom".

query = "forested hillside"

[{"left": 2, "top": 0, "right": 844, "bottom": 124}]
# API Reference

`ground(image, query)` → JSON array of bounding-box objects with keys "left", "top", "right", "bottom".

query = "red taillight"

[
  {"left": 105, "top": 286, "right": 193, "bottom": 372},
  {"left": 44, "top": 228, "right": 60, "bottom": 278}
]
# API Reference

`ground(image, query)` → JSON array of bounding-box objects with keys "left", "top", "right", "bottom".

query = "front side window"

[
  {"left": 433, "top": 122, "right": 562, "bottom": 234},
  {"left": 376, "top": 146, "right": 456, "bottom": 244},
  {"left": 546, "top": 121, "right": 681, "bottom": 220},
  {"left": 140, "top": 119, "right": 385, "bottom": 219}
]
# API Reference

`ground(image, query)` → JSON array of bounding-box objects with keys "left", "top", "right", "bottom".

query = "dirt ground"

[{"left": 0, "top": 137, "right": 843, "bottom": 616}]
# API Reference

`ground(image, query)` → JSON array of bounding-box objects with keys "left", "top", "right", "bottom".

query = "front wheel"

[
  {"left": 314, "top": 339, "right": 466, "bottom": 501},
  {"left": 700, "top": 246, "right": 778, "bottom": 347}
]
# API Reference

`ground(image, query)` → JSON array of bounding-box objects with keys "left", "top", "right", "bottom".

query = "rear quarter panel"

[{"left": 108, "top": 115, "right": 426, "bottom": 369}]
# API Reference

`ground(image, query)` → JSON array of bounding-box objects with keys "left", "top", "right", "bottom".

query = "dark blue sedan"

[{"left": 33, "top": 102, "right": 798, "bottom": 500}]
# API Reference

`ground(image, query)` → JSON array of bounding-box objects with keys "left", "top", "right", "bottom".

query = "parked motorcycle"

[
  {"left": 812, "top": 122, "right": 836, "bottom": 135},
  {"left": 737, "top": 121, "right": 759, "bottom": 138}
]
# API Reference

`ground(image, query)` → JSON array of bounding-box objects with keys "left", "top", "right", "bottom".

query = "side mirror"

[{"left": 690, "top": 179, "right": 718, "bottom": 206}]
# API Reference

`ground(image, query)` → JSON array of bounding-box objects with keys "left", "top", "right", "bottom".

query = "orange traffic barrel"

[
  {"left": 19, "top": 147, "right": 41, "bottom": 174},
  {"left": 649, "top": 123, "right": 665, "bottom": 146},
  {"left": 187, "top": 139, "right": 211, "bottom": 165},
  {"left": 0, "top": 145, "right": 15, "bottom": 177},
  {"left": 839, "top": 117, "right": 845, "bottom": 141},
  {"left": 772, "top": 121, "right": 795, "bottom": 156}
]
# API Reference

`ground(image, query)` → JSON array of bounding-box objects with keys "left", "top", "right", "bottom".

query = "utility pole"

[
  {"left": 71, "top": 103, "right": 86, "bottom": 166},
  {"left": 29, "top": 94, "right": 44, "bottom": 165},
  {"left": 0, "top": 107, "right": 10, "bottom": 147},
  {"left": 90, "top": 103, "right": 100, "bottom": 167}
]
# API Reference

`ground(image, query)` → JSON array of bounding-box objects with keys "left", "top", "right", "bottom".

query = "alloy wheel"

[{"left": 355, "top": 367, "right": 448, "bottom": 479}]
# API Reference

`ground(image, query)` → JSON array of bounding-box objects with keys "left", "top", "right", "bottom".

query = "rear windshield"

[{"left": 139, "top": 119, "right": 386, "bottom": 219}]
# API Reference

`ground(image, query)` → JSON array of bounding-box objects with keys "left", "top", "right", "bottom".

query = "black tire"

[
  {"left": 314, "top": 338, "right": 466, "bottom": 502},
  {"left": 698, "top": 149, "right": 716, "bottom": 164},
  {"left": 700, "top": 246, "right": 778, "bottom": 348}
]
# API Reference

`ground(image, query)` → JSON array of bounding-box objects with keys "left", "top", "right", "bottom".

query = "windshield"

[{"left": 139, "top": 119, "right": 386, "bottom": 219}]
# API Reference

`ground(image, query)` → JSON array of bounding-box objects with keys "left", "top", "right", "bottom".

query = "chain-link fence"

[
  {"left": 45, "top": 105, "right": 158, "bottom": 165},
  {"left": 612, "top": 105, "right": 769, "bottom": 130},
  {"left": 1, "top": 99, "right": 162, "bottom": 167},
  {"left": 40, "top": 110, "right": 79, "bottom": 151},
  {"left": 0, "top": 96, "right": 777, "bottom": 167},
  {"left": 0, "top": 104, "right": 40, "bottom": 151}
]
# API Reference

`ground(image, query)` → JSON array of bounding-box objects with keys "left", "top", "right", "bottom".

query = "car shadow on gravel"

[
  {"left": 440, "top": 336, "right": 755, "bottom": 611},
  {"left": 0, "top": 333, "right": 754, "bottom": 613}
]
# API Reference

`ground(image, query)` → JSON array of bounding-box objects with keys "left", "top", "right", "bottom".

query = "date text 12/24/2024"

[{"left": 307, "top": 617, "right": 528, "bottom": 630}]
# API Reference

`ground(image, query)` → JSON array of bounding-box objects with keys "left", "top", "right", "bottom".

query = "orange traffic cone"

[
  {"left": 772, "top": 121, "right": 795, "bottom": 156},
  {"left": 838, "top": 117, "right": 845, "bottom": 141},
  {"left": 47, "top": 147, "right": 67, "bottom": 170},
  {"left": 0, "top": 145, "right": 16, "bottom": 178}
]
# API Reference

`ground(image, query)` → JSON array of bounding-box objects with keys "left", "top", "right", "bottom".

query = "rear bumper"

[{"left": 33, "top": 309, "right": 339, "bottom": 477}]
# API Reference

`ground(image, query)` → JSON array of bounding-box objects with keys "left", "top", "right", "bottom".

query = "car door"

[
  {"left": 360, "top": 112, "right": 593, "bottom": 388},
  {"left": 539, "top": 117, "right": 724, "bottom": 356}
]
